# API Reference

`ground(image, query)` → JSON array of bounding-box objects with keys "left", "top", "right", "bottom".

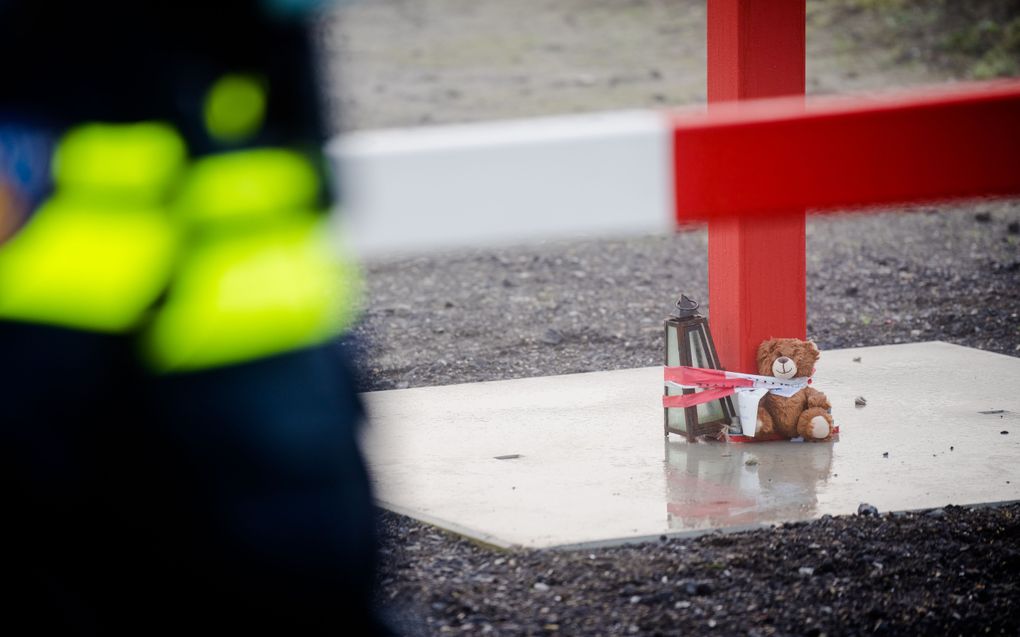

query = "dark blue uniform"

[{"left": 0, "top": 2, "right": 384, "bottom": 633}]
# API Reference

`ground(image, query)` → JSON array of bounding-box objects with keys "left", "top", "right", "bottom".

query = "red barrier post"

[{"left": 705, "top": 0, "right": 807, "bottom": 374}]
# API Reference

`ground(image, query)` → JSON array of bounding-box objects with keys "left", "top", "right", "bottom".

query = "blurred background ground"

[
  {"left": 316, "top": 1, "right": 1020, "bottom": 634},
  {"left": 321, "top": 0, "right": 1020, "bottom": 132},
  {"left": 320, "top": 0, "right": 1020, "bottom": 392},
  {"left": 347, "top": 202, "right": 1020, "bottom": 392}
]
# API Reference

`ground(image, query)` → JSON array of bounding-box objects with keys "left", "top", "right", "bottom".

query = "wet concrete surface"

[{"left": 362, "top": 342, "right": 1020, "bottom": 549}]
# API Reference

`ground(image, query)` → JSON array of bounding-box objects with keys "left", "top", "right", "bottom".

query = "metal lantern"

[{"left": 664, "top": 295, "right": 735, "bottom": 441}]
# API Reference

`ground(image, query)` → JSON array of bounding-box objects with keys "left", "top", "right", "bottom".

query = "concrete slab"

[{"left": 361, "top": 342, "right": 1020, "bottom": 549}]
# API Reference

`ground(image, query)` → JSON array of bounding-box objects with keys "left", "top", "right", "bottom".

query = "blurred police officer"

[{"left": 0, "top": 1, "right": 385, "bottom": 633}]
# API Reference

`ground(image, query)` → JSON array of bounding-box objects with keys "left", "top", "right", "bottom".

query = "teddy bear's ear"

[
  {"left": 756, "top": 339, "right": 779, "bottom": 374},
  {"left": 795, "top": 340, "right": 821, "bottom": 377}
]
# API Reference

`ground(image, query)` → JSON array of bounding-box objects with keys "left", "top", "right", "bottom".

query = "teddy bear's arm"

[{"left": 804, "top": 386, "right": 831, "bottom": 410}]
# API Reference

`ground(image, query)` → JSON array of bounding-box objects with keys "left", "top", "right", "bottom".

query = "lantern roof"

[{"left": 672, "top": 294, "right": 700, "bottom": 318}]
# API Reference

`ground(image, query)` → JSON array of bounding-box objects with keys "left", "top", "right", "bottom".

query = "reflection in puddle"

[{"left": 664, "top": 439, "right": 833, "bottom": 531}]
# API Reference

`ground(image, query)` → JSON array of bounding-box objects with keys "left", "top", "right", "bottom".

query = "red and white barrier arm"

[
  {"left": 327, "top": 110, "right": 675, "bottom": 258},
  {"left": 325, "top": 80, "right": 1020, "bottom": 259},
  {"left": 673, "top": 79, "right": 1020, "bottom": 221}
]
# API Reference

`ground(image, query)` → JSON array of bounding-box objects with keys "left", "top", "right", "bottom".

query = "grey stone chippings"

[{"left": 352, "top": 203, "right": 1020, "bottom": 392}]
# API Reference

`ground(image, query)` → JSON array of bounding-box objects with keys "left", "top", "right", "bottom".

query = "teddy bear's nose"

[{"left": 777, "top": 357, "right": 791, "bottom": 366}]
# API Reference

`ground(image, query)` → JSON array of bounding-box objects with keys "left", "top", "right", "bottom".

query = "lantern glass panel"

[
  {"left": 694, "top": 387, "right": 725, "bottom": 424},
  {"left": 665, "top": 323, "right": 687, "bottom": 431},
  {"left": 687, "top": 327, "right": 725, "bottom": 424},
  {"left": 687, "top": 327, "right": 712, "bottom": 367},
  {"left": 666, "top": 323, "right": 680, "bottom": 367}
]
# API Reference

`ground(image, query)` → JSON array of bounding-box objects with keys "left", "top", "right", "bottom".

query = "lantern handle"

[{"left": 673, "top": 295, "right": 700, "bottom": 318}]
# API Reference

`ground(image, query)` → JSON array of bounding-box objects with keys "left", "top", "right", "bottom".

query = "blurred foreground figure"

[{"left": 0, "top": 1, "right": 385, "bottom": 633}]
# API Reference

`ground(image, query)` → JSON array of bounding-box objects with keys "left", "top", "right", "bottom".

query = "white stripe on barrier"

[{"left": 326, "top": 110, "right": 674, "bottom": 258}]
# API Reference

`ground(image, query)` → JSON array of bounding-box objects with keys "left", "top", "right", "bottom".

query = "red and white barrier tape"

[
  {"left": 663, "top": 366, "right": 813, "bottom": 438},
  {"left": 662, "top": 366, "right": 808, "bottom": 408}
]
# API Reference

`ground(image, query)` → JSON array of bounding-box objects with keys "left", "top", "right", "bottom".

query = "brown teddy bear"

[{"left": 754, "top": 338, "right": 834, "bottom": 442}]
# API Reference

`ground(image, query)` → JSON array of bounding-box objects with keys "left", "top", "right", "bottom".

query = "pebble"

[
  {"left": 683, "top": 580, "right": 713, "bottom": 596},
  {"left": 541, "top": 329, "right": 563, "bottom": 345},
  {"left": 858, "top": 503, "right": 879, "bottom": 516},
  {"left": 927, "top": 508, "right": 946, "bottom": 518},
  {"left": 799, "top": 566, "right": 815, "bottom": 577},
  {"left": 534, "top": 582, "right": 550, "bottom": 592},
  {"left": 855, "top": 396, "right": 867, "bottom": 407}
]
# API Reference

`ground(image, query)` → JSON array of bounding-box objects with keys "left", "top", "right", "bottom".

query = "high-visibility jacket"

[
  {"left": 0, "top": 122, "right": 184, "bottom": 332},
  {"left": 144, "top": 147, "right": 360, "bottom": 372},
  {"left": 0, "top": 122, "right": 359, "bottom": 371}
]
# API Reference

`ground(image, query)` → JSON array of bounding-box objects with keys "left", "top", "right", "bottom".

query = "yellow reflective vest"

[{"left": 0, "top": 123, "right": 359, "bottom": 372}]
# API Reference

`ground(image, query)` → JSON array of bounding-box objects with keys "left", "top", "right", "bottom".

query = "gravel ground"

[
  {"left": 350, "top": 199, "right": 1020, "bottom": 637},
  {"left": 351, "top": 201, "right": 1020, "bottom": 392},
  {"left": 377, "top": 504, "right": 1020, "bottom": 636},
  {"left": 319, "top": 1, "right": 1020, "bottom": 635}
]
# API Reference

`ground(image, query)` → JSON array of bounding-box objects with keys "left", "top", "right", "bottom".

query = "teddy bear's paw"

[
  {"left": 809, "top": 415, "right": 831, "bottom": 440},
  {"left": 796, "top": 408, "right": 832, "bottom": 442}
]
